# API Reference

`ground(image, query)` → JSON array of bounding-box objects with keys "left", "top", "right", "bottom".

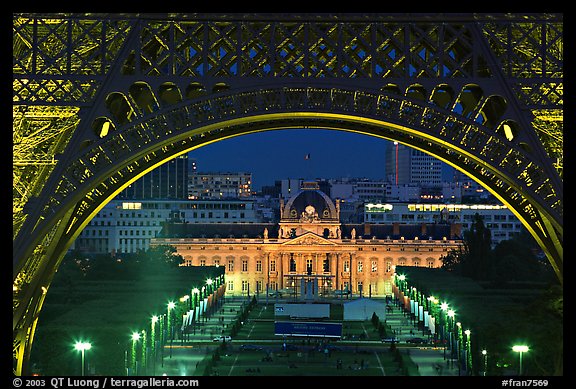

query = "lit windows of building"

[
  {"left": 343, "top": 260, "right": 350, "bottom": 273},
  {"left": 153, "top": 182, "right": 463, "bottom": 297},
  {"left": 188, "top": 172, "right": 252, "bottom": 199}
]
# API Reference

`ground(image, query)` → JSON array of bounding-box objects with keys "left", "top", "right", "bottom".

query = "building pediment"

[{"left": 282, "top": 232, "right": 338, "bottom": 246}]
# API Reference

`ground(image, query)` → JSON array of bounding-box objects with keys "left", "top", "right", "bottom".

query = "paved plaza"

[{"left": 155, "top": 297, "right": 462, "bottom": 376}]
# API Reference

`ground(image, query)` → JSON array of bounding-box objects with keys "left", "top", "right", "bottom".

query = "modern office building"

[
  {"left": 120, "top": 155, "right": 189, "bottom": 199},
  {"left": 364, "top": 202, "right": 523, "bottom": 246},
  {"left": 152, "top": 182, "right": 463, "bottom": 297},
  {"left": 188, "top": 172, "right": 252, "bottom": 199},
  {"left": 329, "top": 178, "right": 457, "bottom": 203},
  {"left": 385, "top": 142, "right": 443, "bottom": 187},
  {"left": 353, "top": 180, "right": 388, "bottom": 202},
  {"left": 71, "top": 198, "right": 261, "bottom": 255}
]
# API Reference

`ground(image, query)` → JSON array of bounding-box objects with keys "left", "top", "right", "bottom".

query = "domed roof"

[{"left": 282, "top": 185, "right": 338, "bottom": 222}]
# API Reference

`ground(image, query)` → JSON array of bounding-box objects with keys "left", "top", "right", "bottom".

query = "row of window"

[
  {"left": 198, "top": 246, "right": 261, "bottom": 250},
  {"left": 188, "top": 257, "right": 437, "bottom": 272},
  {"left": 366, "top": 213, "right": 519, "bottom": 222},
  {"left": 225, "top": 280, "right": 385, "bottom": 294},
  {"left": 80, "top": 229, "right": 158, "bottom": 236},
  {"left": 74, "top": 238, "right": 147, "bottom": 248},
  {"left": 171, "top": 202, "right": 249, "bottom": 210},
  {"left": 357, "top": 247, "right": 437, "bottom": 252},
  {"left": 89, "top": 220, "right": 160, "bottom": 226}
]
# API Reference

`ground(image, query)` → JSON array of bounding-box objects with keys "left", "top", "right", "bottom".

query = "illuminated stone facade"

[{"left": 153, "top": 183, "right": 463, "bottom": 297}]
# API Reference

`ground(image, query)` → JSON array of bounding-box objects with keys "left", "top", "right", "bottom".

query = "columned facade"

[
  {"left": 158, "top": 233, "right": 461, "bottom": 297},
  {"left": 153, "top": 182, "right": 463, "bottom": 297}
]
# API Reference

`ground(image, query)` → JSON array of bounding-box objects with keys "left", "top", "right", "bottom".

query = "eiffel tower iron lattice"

[{"left": 12, "top": 13, "right": 562, "bottom": 375}]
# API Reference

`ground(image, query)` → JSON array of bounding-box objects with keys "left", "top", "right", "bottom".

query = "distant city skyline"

[{"left": 187, "top": 129, "right": 455, "bottom": 190}]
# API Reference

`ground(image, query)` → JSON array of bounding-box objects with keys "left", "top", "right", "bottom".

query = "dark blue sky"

[{"left": 188, "top": 129, "right": 453, "bottom": 190}]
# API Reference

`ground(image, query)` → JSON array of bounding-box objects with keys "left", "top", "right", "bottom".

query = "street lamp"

[
  {"left": 447, "top": 309, "right": 455, "bottom": 365},
  {"left": 140, "top": 330, "right": 147, "bottom": 375},
  {"left": 512, "top": 345, "right": 529, "bottom": 376},
  {"left": 410, "top": 287, "right": 417, "bottom": 325},
  {"left": 151, "top": 315, "right": 159, "bottom": 339},
  {"left": 482, "top": 349, "right": 487, "bottom": 376},
  {"left": 464, "top": 329, "right": 471, "bottom": 374},
  {"left": 397, "top": 274, "right": 406, "bottom": 295},
  {"left": 131, "top": 332, "right": 140, "bottom": 375},
  {"left": 439, "top": 302, "right": 448, "bottom": 358},
  {"left": 74, "top": 341, "right": 91, "bottom": 376},
  {"left": 167, "top": 301, "right": 176, "bottom": 358},
  {"left": 456, "top": 322, "right": 462, "bottom": 375},
  {"left": 151, "top": 316, "right": 159, "bottom": 375},
  {"left": 201, "top": 286, "right": 206, "bottom": 321},
  {"left": 192, "top": 288, "right": 200, "bottom": 334},
  {"left": 167, "top": 301, "right": 176, "bottom": 334},
  {"left": 206, "top": 278, "right": 214, "bottom": 313}
]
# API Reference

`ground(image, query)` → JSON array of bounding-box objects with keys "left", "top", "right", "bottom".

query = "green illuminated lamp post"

[
  {"left": 159, "top": 314, "right": 166, "bottom": 367},
  {"left": 167, "top": 301, "right": 176, "bottom": 337},
  {"left": 512, "top": 345, "right": 529, "bottom": 376},
  {"left": 192, "top": 288, "right": 200, "bottom": 335},
  {"left": 74, "top": 341, "right": 91, "bottom": 376},
  {"left": 464, "top": 329, "right": 471, "bottom": 374},
  {"left": 206, "top": 278, "right": 214, "bottom": 312},
  {"left": 482, "top": 349, "right": 487, "bottom": 376},
  {"left": 447, "top": 309, "right": 455, "bottom": 366},
  {"left": 178, "top": 295, "right": 189, "bottom": 341},
  {"left": 426, "top": 296, "right": 437, "bottom": 340},
  {"left": 413, "top": 287, "right": 419, "bottom": 326},
  {"left": 456, "top": 322, "right": 463, "bottom": 375},
  {"left": 131, "top": 332, "right": 140, "bottom": 375},
  {"left": 201, "top": 286, "right": 206, "bottom": 322},
  {"left": 140, "top": 330, "right": 147, "bottom": 375},
  {"left": 151, "top": 315, "right": 159, "bottom": 375},
  {"left": 167, "top": 301, "right": 176, "bottom": 358},
  {"left": 440, "top": 302, "right": 448, "bottom": 358},
  {"left": 398, "top": 274, "right": 406, "bottom": 293},
  {"left": 396, "top": 274, "right": 406, "bottom": 311}
]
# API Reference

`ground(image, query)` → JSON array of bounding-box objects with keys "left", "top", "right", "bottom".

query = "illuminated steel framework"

[{"left": 13, "top": 13, "right": 562, "bottom": 375}]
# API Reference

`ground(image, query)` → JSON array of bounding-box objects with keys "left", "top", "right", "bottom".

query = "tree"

[
  {"left": 142, "top": 245, "right": 184, "bottom": 269},
  {"left": 440, "top": 246, "right": 465, "bottom": 273},
  {"left": 460, "top": 212, "right": 493, "bottom": 280},
  {"left": 490, "top": 230, "right": 556, "bottom": 283},
  {"left": 440, "top": 213, "right": 495, "bottom": 280}
]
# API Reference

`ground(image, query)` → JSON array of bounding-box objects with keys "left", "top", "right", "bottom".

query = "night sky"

[{"left": 188, "top": 128, "right": 454, "bottom": 190}]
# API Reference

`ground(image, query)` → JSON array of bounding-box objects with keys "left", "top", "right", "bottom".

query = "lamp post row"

[
  {"left": 76, "top": 273, "right": 527, "bottom": 376},
  {"left": 71, "top": 276, "right": 219, "bottom": 376},
  {"left": 125, "top": 276, "right": 223, "bottom": 376},
  {"left": 393, "top": 273, "right": 530, "bottom": 376},
  {"left": 394, "top": 273, "right": 473, "bottom": 374}
]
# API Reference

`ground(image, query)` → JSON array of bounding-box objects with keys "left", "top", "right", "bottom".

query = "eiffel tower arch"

[{"left": 13, "top": 13, "right": 562, "bottom": 375}]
